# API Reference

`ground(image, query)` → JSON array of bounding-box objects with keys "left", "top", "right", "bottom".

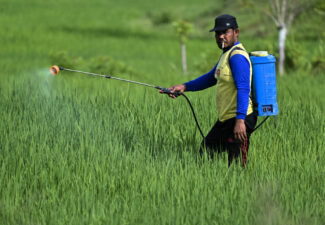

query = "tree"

[
  {"left": 172, "top": 20, "right": 193, "bottom": 74},
  {"left": 245, "top": 0, "right": 313, "bottom": 75}
]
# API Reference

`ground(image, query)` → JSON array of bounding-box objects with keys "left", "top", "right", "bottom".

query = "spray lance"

[{"left": 50, "top": 65, "right": 205, "bottom": 138}]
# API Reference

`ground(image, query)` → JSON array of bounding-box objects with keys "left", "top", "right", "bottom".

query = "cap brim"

[{"left": 209, "top": 26, "right": 228, "bottom": 32}]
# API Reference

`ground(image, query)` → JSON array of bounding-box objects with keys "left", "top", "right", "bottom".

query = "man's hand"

[
  {"left": 159, "top": 84, "right": 186, "bottom": 98},
  {"left": 234, "top": 119, "right": 246, "bottom": 143}
]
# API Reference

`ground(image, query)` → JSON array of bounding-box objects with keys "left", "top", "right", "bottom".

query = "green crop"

[{"left": 1, "top": 0, "right": 324, "bottom": 224}]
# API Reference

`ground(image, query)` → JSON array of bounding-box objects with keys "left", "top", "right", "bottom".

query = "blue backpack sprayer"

[
  {"left": 50, "top": 53, "right": 278, "bottom": 138},
  {"left": 250, "top": 51, "right": 278, "bottom": 116},
  {"left": 249, "top": 51, "right": 279, "bottom": 131}
]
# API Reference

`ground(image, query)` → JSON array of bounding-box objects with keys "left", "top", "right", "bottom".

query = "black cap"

[{"left": 209, "top": 14, "right": 238, "bottom": 32}]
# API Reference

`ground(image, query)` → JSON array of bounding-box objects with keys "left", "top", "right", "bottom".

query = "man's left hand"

[{"left": 234, "top": 119, "right": 246, "bottom": 143}]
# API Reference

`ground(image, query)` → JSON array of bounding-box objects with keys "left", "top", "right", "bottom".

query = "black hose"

[
  {"left": 251, "top": 116, "right": 269, "bottom": 133},
  {"left": 180, "top": 93, "right": 205, "bottom": 139},
  {"left": 179, "top": 93, "right": 267, "bottom": 137},
  {"left": 158, "top": 87, "right": 205, "bottom": 139}
]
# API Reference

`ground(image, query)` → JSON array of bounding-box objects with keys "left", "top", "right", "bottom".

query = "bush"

[
  {"left": 284, "top": 40, "right": 309, "bottom": 71},
  {"left": 194, "top": 50, "right": 220, "bottom": 74},
  {"left": 251, "top": 40, "right": 309, "bottom": 72},
  {"left": 310, "top": 40, "right": 325, "bottom": 75},
  {"left": 147, "top": 10, "right": 177, "bottom": 26},
  {"left": 49, "top": 51, "right": 83, "bottom": 70},
  {"left": 49, "top": 51, "right": 136, "bottom": 76}
]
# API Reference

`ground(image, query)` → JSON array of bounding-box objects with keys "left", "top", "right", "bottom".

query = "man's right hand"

[{"left": 159, "top": 84, "right": 186, "bottom": 98}]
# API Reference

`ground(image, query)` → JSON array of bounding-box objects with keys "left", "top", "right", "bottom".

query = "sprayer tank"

[{"left": 250, "top": 53, "right": 278, "bottom": 116}]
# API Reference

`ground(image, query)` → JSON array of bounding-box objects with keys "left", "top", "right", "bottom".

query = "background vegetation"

[{"left": 0, "top": 0, "right": 324, "bottom": 224}]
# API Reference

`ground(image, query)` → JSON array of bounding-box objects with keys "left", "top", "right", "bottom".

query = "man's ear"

[{"left": 234, "top": 28, "right": 239, "bottom": 36}]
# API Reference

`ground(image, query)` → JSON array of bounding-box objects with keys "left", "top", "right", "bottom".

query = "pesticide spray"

[{"left": 50, "top": 65, "right": 205, "bottom": 138}]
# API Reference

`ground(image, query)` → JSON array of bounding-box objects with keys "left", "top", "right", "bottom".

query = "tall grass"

[
  {"left": 0, "top": 69, "right": 324, "bottom": 225},
  {"left": 1, "top": 0, "right": 324, "bottom": 224}
]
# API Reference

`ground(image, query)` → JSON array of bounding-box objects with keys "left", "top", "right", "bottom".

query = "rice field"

[{"left": 1, "top": 0, "right": 324, "bottom": 224}]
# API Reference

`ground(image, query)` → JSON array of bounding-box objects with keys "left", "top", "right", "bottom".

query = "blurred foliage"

[
  {"left": 284, "top": 40, "right": 309, "bottom": 71},
  {"left": 194, "top": 50, "right": 220, "bottom": 74},
  {"left": 193, "top": 38, "right": 325, "bottom": 75},
  {"left": 273, "top": 39, "right": 325, "bottom": 74},
  {"left": 309, "top": 40, "right": 325, "bottom": 75},
  {"left": 246, "top": 40, "right": 308, "bottom": 72},
  {"left": 147, "top": 10, "right": 177, "bottom": 25},
  {"left": 172, "top": 20, "right": 193, "bottom": 44},
  {"left": 314, "top": 0, "right": 325, "bottom": 11},
  {"left": 49, "top": 51, "right": 137, "bottom": 76}
]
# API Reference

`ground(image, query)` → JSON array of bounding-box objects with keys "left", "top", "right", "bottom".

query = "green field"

[{"left": 1, "top": 0, "right": 325, "bottom": 224}]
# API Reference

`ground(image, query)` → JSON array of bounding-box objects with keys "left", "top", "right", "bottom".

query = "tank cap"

[{"left": 250, "top": 51, "right": 268, "bottom": 57}]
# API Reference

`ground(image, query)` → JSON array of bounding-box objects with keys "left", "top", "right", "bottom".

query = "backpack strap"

[
  {"left": 228, "top": 46, "right": 246, "bottom": 61},
  {"left": 228, "top": 46, "right": 258, "bottom": 110}
]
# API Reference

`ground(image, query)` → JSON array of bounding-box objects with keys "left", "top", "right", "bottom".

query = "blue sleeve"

[
  {"left": 184, "top": 65, "right": 217, "bottom": 91},
  {"left": 229, "top": 54, "right": 251, "bottom": 120}
]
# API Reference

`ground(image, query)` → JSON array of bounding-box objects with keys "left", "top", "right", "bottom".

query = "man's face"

[{"left": 215, "top": 28, "right": 239, "bottom": 49}]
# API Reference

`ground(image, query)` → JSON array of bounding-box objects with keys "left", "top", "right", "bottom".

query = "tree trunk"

[
  {"left": 278, "top": 25, "right": 287, "bottom": 75},
  {"left": 181, "top": 42, "right": 187, "bottom": 74}
]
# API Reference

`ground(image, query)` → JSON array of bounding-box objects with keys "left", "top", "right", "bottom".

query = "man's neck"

[{"left": 223, "top": 41, "right": 240, "bottom": 53}]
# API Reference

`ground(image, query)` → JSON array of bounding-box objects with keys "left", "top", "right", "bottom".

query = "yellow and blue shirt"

[{"left": 185, "top": 42, "right": 253, "bottom": 122}]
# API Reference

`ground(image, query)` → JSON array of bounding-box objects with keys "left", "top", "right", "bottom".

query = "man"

[{"left": 163, "top": 14, "right": 257, "bottom": 166}]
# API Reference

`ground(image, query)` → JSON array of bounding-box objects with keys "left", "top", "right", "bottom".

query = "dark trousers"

[{"left": 199, "top": 113, "right": 257, "bottom": 166}]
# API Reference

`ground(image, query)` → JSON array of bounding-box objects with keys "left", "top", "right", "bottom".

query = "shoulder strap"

[
  {"left": 228, "top": 46, "right": 257, "bottom": 107},
  {"left": 228, "top": 46, "right": 246, "bottom": 61}
]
